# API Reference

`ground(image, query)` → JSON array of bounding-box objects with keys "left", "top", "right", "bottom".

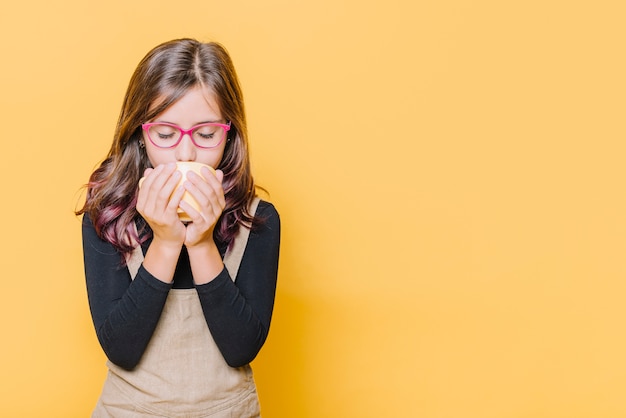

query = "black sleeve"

[
  {"left": 196, "top": 201, "right": 281, "bottom": 367},
  {"left": 82, "top": 214, "right": 172, "bottom": 370}
]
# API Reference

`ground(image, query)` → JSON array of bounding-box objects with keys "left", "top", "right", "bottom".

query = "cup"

[{"left": 138, "top": 162, "right": 215, "bottom": 222}]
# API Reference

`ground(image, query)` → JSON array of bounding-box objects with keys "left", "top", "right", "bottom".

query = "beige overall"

[{"left": 92, "top": 199, "right": 261, "bottom": 417}]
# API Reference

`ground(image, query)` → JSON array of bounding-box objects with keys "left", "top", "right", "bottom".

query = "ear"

[{"left": 227, "top": 125, "right": 237, "bottom": 142}]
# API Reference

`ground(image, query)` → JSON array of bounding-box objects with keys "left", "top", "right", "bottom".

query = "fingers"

[
  {"left": 184, "top": 168, "right": 226, "bottom": 215},
  {"left": 181, "top": 172, "right": 223, "bottom": 247},
  {"left": 137, "top": 163, "right": 183, "bottom": 222},
  {"left": 179, "top": 169, "right": 225, "bottom": 245}
]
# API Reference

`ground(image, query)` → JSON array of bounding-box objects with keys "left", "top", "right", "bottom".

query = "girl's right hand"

[{"left": 136, "top": 162, "right": 186, "bottom": 246}]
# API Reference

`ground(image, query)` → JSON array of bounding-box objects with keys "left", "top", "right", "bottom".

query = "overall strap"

[
  {"left": 223, "top": 197, "right": 260, "bottom": 281},
  {"left": 125, "top": 197, "right": 261, "bottom": 282},
  {"left": 126, "top": 239, "right": 144, "bottom": 280}
]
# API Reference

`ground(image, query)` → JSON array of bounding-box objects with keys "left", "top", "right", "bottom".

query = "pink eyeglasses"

[{"left": 141, "top": 122, "right": 231, "bottom": 149}]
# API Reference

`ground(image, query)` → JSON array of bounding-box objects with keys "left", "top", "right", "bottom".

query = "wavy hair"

[{"left": 77, "top": 39, "right": 260, "bottom": 260}]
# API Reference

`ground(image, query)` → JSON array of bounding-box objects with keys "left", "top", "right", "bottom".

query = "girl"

[{"left": 77, "top": 39, "right": 280, "bottom": 417}]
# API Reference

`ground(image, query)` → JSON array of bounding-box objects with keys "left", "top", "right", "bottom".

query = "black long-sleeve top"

[{"left": 82, "top": 201, "right": 280, "bottom": 371}]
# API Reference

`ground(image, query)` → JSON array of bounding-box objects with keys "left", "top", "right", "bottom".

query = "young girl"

[{"left": 77, "top": 39, "right": 280, "bottom": 417}]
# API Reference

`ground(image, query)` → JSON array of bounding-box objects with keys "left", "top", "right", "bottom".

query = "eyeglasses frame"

[{"left": 141, "top": 121, "right": 231, "bottom": 149}]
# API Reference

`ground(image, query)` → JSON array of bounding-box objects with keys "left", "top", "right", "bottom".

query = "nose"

[{"left": 175, "top": 133, "right": 196, "bottom": 161}]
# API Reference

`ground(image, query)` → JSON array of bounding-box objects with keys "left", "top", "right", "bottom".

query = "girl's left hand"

[{"left": 181, "top": 167, "right": 226, "bottom": 247}]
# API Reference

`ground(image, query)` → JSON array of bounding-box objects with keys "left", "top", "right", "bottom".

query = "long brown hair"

[{"left": 77, "top": 39, "right": 258, "bottom": 259}]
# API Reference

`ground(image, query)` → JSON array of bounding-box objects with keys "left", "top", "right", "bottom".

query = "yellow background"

[{"left": 1, "top": 1, "right": 625, "bottom": 416}]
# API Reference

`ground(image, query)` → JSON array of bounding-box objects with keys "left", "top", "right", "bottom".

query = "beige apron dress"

[{"left": 92, "top": 198, "right": 261, "bottom": 417}]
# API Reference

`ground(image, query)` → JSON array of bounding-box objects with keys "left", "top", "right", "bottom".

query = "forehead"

[{"left": 152, "top": 86, "right": 222, "bottom": 122}]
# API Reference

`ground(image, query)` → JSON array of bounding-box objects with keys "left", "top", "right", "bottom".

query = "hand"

[
  {"left": 180, "top": 167, "right": 226, "bottom": 248},
  {"left": 136, "top": 162, "right": 186, "bottom": 247}
]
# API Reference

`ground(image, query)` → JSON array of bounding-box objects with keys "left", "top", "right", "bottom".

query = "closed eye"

[
  {"left": 157, "top": 132, "right": 177, "bottom": 139},
  {"left": 197, "top": 132, "right": 215, "bottom": 139}
]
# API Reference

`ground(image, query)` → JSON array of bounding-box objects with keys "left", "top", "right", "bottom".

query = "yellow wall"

[{"left": 1, "top": 1, "right": 626, "bottom": 416}]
